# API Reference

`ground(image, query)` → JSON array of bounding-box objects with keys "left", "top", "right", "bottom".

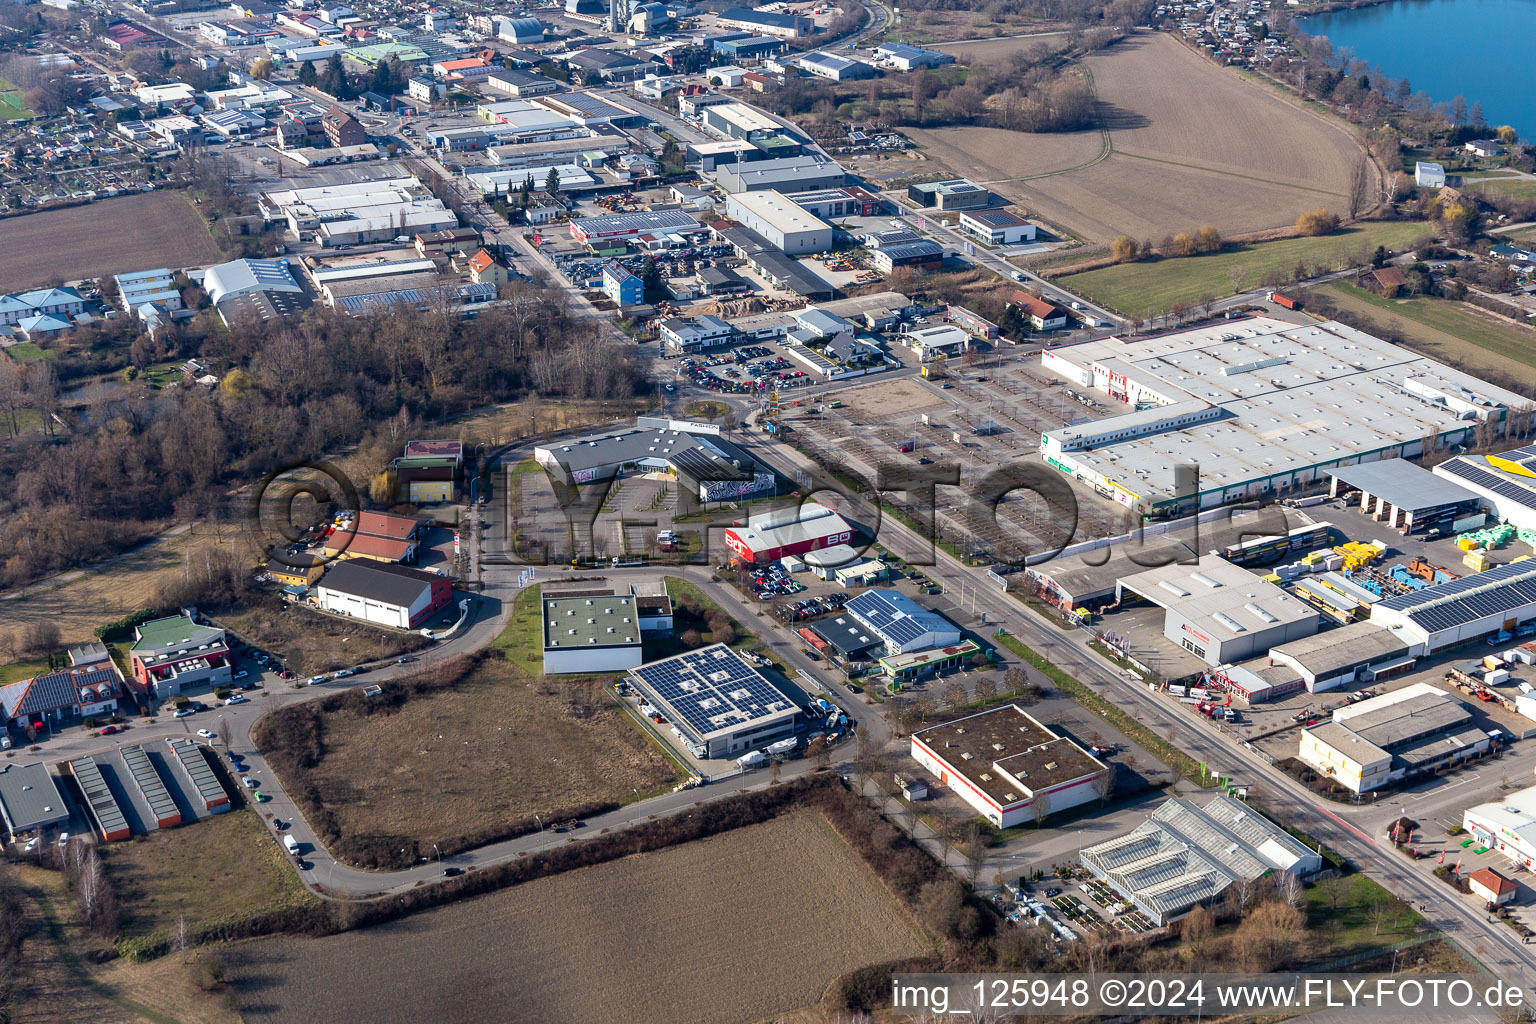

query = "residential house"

[
  {"left": 466, "top": 248, "right": 508, "bottom": 287},
  {"left": 604, "top": 262, "right": 644, "bottom": 306},
  {"left": 1465, "top": 139, "right": 1505, "bottom": 159},
  {"left": 1361, "top": 266, "right": 1407, "bottom": 297},
  {"left": 1468, "top": 867, "right": 1517, "bottom": 906},
  {"left": 322, "top": 106, "right": 366, "bottom": 147},
  {"left": 1009, "top": 291, "right": 1068, "bottom": 330},
  {"left": 0, "top": 664, "right": 122, "bottom": 734}
]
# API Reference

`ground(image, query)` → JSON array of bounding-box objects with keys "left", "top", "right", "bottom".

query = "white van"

[{"left": 283, "top": 834, "right": 300, "bottom": 856}]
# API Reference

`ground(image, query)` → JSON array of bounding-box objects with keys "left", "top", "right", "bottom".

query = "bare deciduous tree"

[{"left": 1347, "top": 156, "right": 1373, "bottom": 219}]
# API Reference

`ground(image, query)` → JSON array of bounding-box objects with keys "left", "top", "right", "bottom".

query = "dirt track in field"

[
  {"left": 0, "top": 192, "right": 224, "bottom": 287},
  {"left": 910, "top": 31, "right": 1370, "bottom": 242},
  {"left": 227, "top": 812, "right": 929, "bottom": 1024}
]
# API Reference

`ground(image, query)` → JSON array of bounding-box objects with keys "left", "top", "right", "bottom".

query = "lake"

[{"left": 1301, "top": 0, "right": 1536, "bottom": 138}]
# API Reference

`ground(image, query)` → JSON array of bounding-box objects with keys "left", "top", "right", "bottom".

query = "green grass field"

[
  {"left": 3, "top": 342, "right": 55, "bottom": 364},
  {"left": 1465, "top": 177, "right": 1536, "bottom": 201},
  {"left": 1323, "top": 280, "right": 1536, "bottom": 383},
  {"left": 0, "top": 78, "right": 30, "bottom": 120},
  {"left": 489, "top": 583, "right": 544, "bottom": 675},
  {"left": 0, "top": 657, "right": 49, "bottom": 685},
  {"left": 1061, "top": 222, "right": 1431, "bottom": 318},
  {"left": 1304, "top": 873, "right": 1422, "bottom": 954}
]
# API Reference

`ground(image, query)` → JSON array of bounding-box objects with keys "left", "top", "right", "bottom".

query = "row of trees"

[{"left": 0, "top": 259, "right": 638, "bottom": 588}]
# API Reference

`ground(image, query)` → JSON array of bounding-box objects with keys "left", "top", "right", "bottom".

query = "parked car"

[
  {"left": 442, "top": 866, "right": 464, "bottom": 877},
  {"left": 255, "top": 792, "right": 270, "bottom": 803},
  {"left": 98, "top": 725, "right": 120, "bottom": 736},
  {"left": 196, "top": 729, "right": 217, "bottom": 740},
  {"left": 307, "top": 675, "right": 327, "bottom": 685},
  {"left": 234, "top": 669, "right": 249, "bottom": 680},
  {"left": 242, "top": 776, "right": 260, "bottom": 789},
  {"left": 225, "top": 695, "right": 250, "bottom": 706},
  {"left": 173, "top": 708, "right": 195, "bottom": 719}
]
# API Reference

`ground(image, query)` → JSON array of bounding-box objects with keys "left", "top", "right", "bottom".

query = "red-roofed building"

[
  {"left": 1009, "top": 291, "right": 1068, "bottom": 331},
  {"left": 465, "top": 248, "right": 507, "bottom": 287},
  {"left": 323, "top": 510, "right": 425, "bottom": 564},
  {"left": 1468, "top": 867, "right": 1518, "bottom": 906},
  {"left": 103, "top": 22, "right": 153, "bottom": 50}
]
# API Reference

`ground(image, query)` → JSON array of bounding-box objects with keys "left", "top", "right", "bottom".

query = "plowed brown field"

[
  {"left": 910, "top": 31, "right": 1370, "bottom": 242},
  {"left": 227, "top": 812, "right": 929, "bottom": 1024},
  {"left": 0, "top": 192, "right": 223, "bottom": 287}
]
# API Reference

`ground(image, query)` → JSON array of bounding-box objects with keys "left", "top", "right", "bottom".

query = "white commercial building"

[
  {"left": 958, "top": 208, "right": 1036, "bottom": 246},
  {"left": 724, "top": 191, "right": 833, "bottom": 255},
  {"left": 542, "top": 593, "right": 644, "bottom": 674},
  {"left": 901, "top": 324, "right": 969, "bottom": 361},
  {"left": 1435, "top": 444, "right": 1536, "bottom": 531},
  {"left": 257, "top": 176, "right": 458, "bottom": 246},
  {"left": 1415, "top": 161, "right": 1446, "bottom": 188},
  {"left": 1039, "top": 316, "right": 1530, "bottom": 514},
  {"left": 313, "top": 561, "right": 450, "bottom": 630},
  {"left": 1115, "top": 554, "right": 1318, "bottom": 666},
  {"left": 628, "top": 644, "right": 799, "bottom": 759},
  {"left": 1079, "top": 795, "right": 1321, "bottom": 925},
  {"left": 1367, "top": 559, "right": 1536, "bottom": 654},
  {"left": 1297, "top": 682, "right": 1488, "bottom": 793},
  {"left": 845, "top": 589, "right": 960, "bottom": 656},
  {"left": 114, "top": 268, "right": 183, "bottom": 312},
  {"left": 911, "top": 705, "right": 1107, "bottom": 828},
  {"left": 1465, "top": 783, "right": 1536, "bottom": 872}
]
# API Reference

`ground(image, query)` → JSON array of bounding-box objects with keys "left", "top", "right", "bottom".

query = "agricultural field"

[
  {"left": 1320, "top": 280, "right": 1536, "bottom": 389},
  {"left": 0, "top": 192, "right": 223, "bottom": 289},
  {"left": 1059, "top": 220, "right": 1429, "bottom": 317},
  {"left": 929, "top": 29, "right": 1069, "bottom": 57},
  {"left": 101, "top": 808, "right": 319, "bottom": 948},
  {"left": 0, "top": 521, "right": 245, "bottom": 652},
  {"left": 226, "top": 812, "right": 929, "bottom": 1024},
  {"left": 290, "top": 653, "right": 679, "bottom": 856},
  {"left": 911, "top": 32, "right": 1369, "bottom": 243}
]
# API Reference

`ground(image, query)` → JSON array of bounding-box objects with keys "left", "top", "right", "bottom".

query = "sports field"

[
  {"left": 0, "top": 191, "right": 223, "bottom": 288},
  {"left": 1059, "top": 221, "right": 1429, "bottom": 317},
  {"left": 1322, "top": 280, "right": 1536, "bottom": 388},
  {"left": 0, "top": 77, "right": 29, "bottom": 120},
  {"left": 910, "top": 32, "right": 1371, "bottom": 242}
]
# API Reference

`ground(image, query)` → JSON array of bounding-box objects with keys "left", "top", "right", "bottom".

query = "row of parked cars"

[
  {"left": 781, "top": 591, "right": 848, "bottom": 623},
  {"left": 752, "top": 562, "right": 806, "bottom": 600}
]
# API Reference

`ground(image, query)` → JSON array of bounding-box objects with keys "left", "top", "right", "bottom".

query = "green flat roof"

[{"left": 543, "top": 594, "right": 640, "bottom": 650}]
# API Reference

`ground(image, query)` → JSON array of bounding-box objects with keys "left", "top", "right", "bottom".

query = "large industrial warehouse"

[
  {"left": 628, "top": 644, "right": 799, "bottom": 759},
  {"left": 1325, "top": 459, "right": 1483, "bottom": 536},
  {"left": 1436, "top": 443, "right": 1536, "bottom": 530},
  {"left": 542, "top": 593, "right": 644, "bottom": 674},
  {"left": 911, "top": 705, "right": 1107, "bottom": 828},
  {"left": 1039, "top": 317, "right": 1530, "bottom": 514},
  {"left": 1115, "top": 555, "right": 1318, "bottom": 665},
  {"left": 1079, "top": 795, "right": 1321, "bottom": 925},
  {"left": 723, "top": 191, "right": 833, "bottom": 255},
  {"left": 534, "top": 418, "right": 776, "bottom": 502},
  {"left": 1368, "top": 559, "right": 1536, "bottom": 654}
]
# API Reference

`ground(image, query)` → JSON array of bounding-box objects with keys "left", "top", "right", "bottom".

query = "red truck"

[{"left": 1268, "top": 291, "right": 1301, "bottom": 310}]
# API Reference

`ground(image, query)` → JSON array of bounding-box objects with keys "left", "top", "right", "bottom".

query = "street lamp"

[{"left": 633, "top": 787, "right": 640, "bottom": 823}]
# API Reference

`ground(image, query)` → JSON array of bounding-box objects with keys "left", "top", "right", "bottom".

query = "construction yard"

[
  {"left": 225, "top": 811, "right": 929, "bottom": 1024},
  {"left": 0, "top": 192, "right": 224, "bottom": 288},
  {"left": 912, "top": 32, "right": 1370, "bottom": 245},
  {"left": 276, "top": 652, "right": 681, "bottom": 862}
]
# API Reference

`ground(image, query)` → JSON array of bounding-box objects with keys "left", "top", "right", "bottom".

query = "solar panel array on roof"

[
  {"left": 119, "top": 745, "right": 179, "bottom": 827},
  {"left": 68, "top": 756, "right": 129, "bottom": 841},
  {"left": 845, "top": 589, "right": 953, "bottom": 647},
  {"left": 1438, "top": 458, "right": 1536, "bottom": 512},
  {"left": 631, "top": 644, "right": 794, "bottom": 742},
  {"left": 1374, "top": 559, "right": 1536, "bottom": 632}
]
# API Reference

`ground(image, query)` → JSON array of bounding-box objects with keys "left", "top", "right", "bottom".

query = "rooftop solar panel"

[
  {"left": 1437, "top": 459, "right": 1536, "bottom": 512},
  {"left": 631, "top": 644, "right": 796, "bottom": 742}
]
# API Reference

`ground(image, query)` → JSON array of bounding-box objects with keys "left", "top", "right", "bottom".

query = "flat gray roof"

[
  {"left": 1339, "top": 691, "right": 1470, "bottom": 749},
  {"left": 534, "top": 423, "right": 760, "bottom": 480},
  {"left": 1326, "top": 459, "right": 1480, "bottom": 513},
  {"left": 1116, "top": 554, "right": 1317, "bottom": 643},
  {"left": 1269, "top": 621, "right": 1410, "bottom": 677},
  {"left": 0, "top": 762, "right": 68, "bottom": 836}
]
